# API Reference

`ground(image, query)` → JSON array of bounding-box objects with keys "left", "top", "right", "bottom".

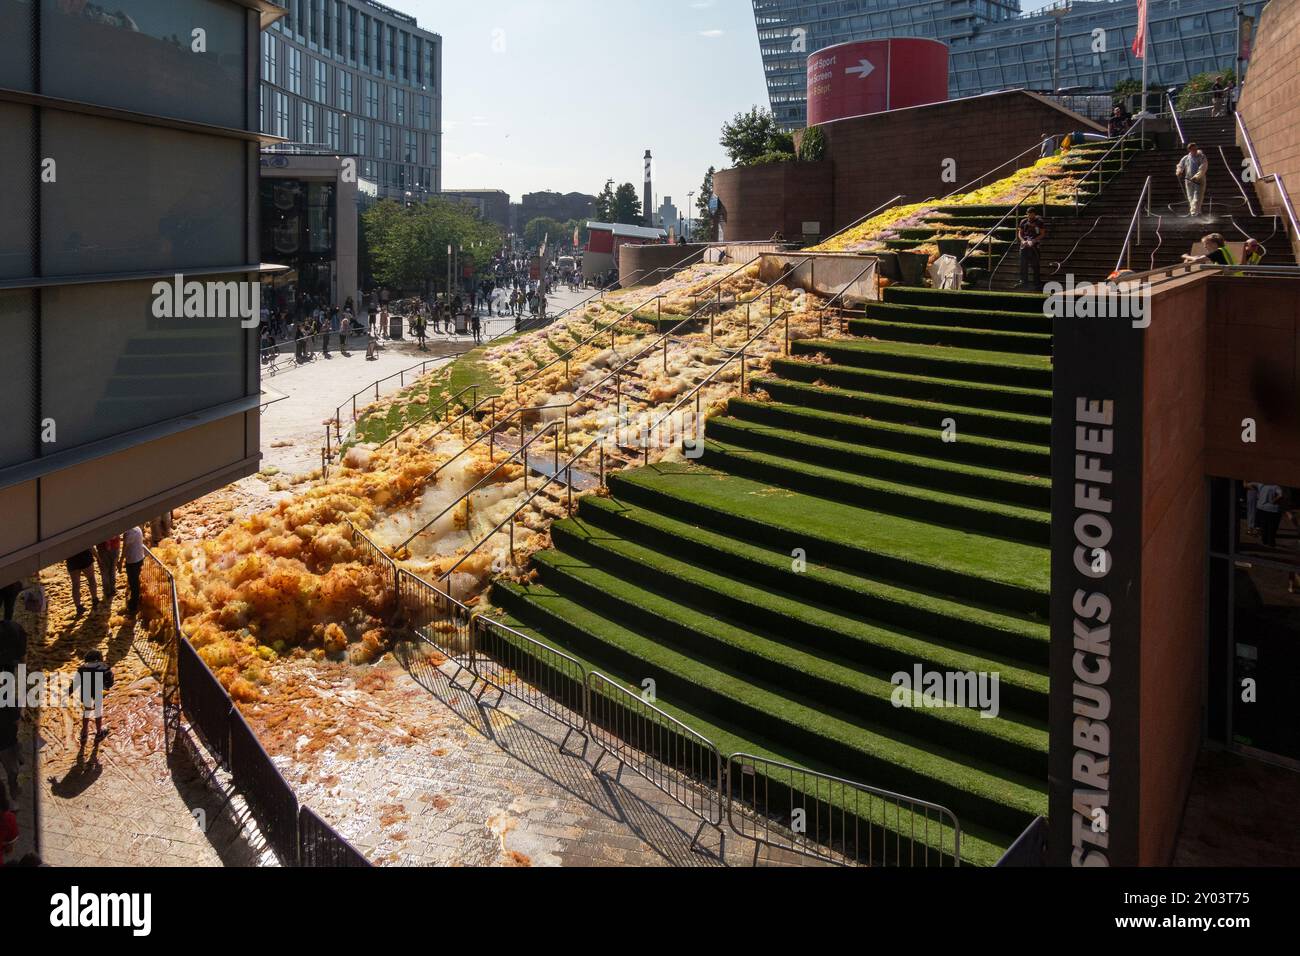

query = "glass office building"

[
  {"left": 753, "top": 0, "right": 1263, "bottom": 128},
  {"left": 260, "top": 0, "right": 441, "bottom": 200}
]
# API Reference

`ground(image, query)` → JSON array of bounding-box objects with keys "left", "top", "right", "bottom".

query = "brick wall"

[
  {"left": 1237, "top": 0, "right": 1300, "bottom": 261},
  {"left": 712, "top": 91, "right": 1103, "bottom": 241}
]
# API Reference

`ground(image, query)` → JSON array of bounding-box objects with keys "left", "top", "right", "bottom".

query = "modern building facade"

[
  {"left": 441, "top": 189, "right": 512, "bottom": 232},
  {"left": 259, "top": 150, "right": 360, "bottom": 311},
  {"left": 259, "top": 0, "right": 441, "bottom": 201},
  {"left": 753, "top": 0, "right": 1264, "bottom": 128},
  {"left": 521, "top": 191, "right": 598, "bottom": 227},
  {"left": 0, "top": 0, "right": 279, "bottom": 582}
]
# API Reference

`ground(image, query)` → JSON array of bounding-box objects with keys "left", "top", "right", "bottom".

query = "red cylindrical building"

[{"left": 806, "top": 38, "right": 950, "bottom": 126}]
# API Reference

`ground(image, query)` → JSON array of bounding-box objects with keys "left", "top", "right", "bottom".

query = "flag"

[
  {"left": 1132, "top": 0, "right": 1148, "bottom": 58},
  {"left": 573, "top": 225, "right": 580, "bottom": 247}
]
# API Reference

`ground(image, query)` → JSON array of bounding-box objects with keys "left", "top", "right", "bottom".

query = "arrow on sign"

[{"left": 845, "top": 58, "right": 876, "bottom": 80}]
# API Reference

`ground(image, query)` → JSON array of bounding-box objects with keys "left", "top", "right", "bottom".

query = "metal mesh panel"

[
  {"left": 39, "top": 0, "right": 246, "bottom": 129},
  {"left": 0, "top": 291, "right": 37, "bottom": 469},
  {"left": 41, "top": 111, "right": 245, "bottom": 278},
  {"left": 0, "top": 104, "right": 35, "bottom": 281}
]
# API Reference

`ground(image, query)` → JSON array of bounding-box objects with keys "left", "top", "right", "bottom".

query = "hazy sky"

[{"left": 408, "top": 0, "right": 1056, "bottom": 210}]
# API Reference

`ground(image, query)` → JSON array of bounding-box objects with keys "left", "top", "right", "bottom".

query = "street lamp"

[{"left": 687, "top": 190, "right": 695, "bottom": 242}]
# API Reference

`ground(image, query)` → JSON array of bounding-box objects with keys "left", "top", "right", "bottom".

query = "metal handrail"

[
  {"left": 959, "top": 180, "right": 1050, "bottom": 269},
  {"left": 818, "top": 195, "right": 906, "bottom": 247},
  {"left": 1236, "top": 110, "right": 1300, "bottom": 249},
  {"left": 943, "top": 137, "right": 1058, "bottom": 200},
  {"left": 397, "top": 420, "right": 563, "bottom": 550},
  {"left": 1114, "top": 176, "right": 1154, "bottom": 276},
  {"left": 419, "top": 392, "right": 502, "bottom": 449},
  {"left": 1068, "top": 118, "right": 1148, "bottom": 215},
  {"left": 1167, "top": 92, "right": 1187, "bottom": 146},
  {"left": 438, "top": 431, "right": 605, "bottom": 582},
  {"left": 382, "top": 384, "right": 481, "bottom": 449}
]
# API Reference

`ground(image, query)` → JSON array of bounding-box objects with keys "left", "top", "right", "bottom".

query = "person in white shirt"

[{"left": 120, "top": 526, "right": 146, "bottom": 616}]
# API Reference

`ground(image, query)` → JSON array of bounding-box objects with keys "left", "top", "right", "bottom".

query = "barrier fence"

[
  {"left": 143, "top": 549, "right": 371, "bottom": 868},
  {"left": 349, "top": 525, "right": 962, "bottom": 866}
]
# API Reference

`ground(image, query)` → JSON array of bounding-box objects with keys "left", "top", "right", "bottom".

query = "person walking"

[
  {"left": 1017, "top": 208, "right": 1049, "bottom": 290},
  {"left": 69, "top": 650, "right": 114, "bottom": 744},
  {"left": 0, "top": 619, "right": 23, "bottom": 809},
  {"left": 322, "top": 308, "right": 334, "bottom": 356},
  {"left": 66, "top": 549, "right": 97, "bottom": 617},
  {"left": 471, "top": 309, "right": 482, "bottom": 345},
  {"left": 94, "top": 537, "right": 120, "bottom": 604},
  {"left": 121, "top": 526, "right": 145, "bottom": 617},
  {"left": 1176, "top": 143, "right": 1208, "bottom": 217}
]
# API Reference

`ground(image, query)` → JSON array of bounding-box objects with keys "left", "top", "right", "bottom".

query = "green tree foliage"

[
  {"left": 691, "top": 167, "right": 716, "bottom": 243},
  {"left": 595, "top": 181, "right": 617, "bottom": 221},
  {"left": 720, "top": 106, "right": 781, "bottom": 166},
  {"left": 797, "top": 125, "right": 827, "bottom": 162},
  {"left": 1179, "top": 70, "right": 1234, "bottom": 112},
  {"left": 612, "top": 182, "right": 642, "bottom": 224},
  {"left": 523, "top": 216, "right": 567, "bottom": 250},
  {"left": 362, "top": 198, "right": 501, "bottom": 294}
]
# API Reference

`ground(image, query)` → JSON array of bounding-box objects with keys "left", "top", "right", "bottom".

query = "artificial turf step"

[
  {"left": 752, "top": 368, "right": 1051, "bottom": 445},
  {"left": 791, "top": 339, "right": 1053, "bottom": 391},
  {"left": 727, "top": 392, "right": 1050, "bottom": 479},
  {"left": 493, "top": 578, "right": 1046, "bottom": 842},
  {"left": 700, "top": 439, "right": 1049, "bottom": 546},
  {"left": 863, "top": 301, "right": 1052, "bottom": 334},
  {"left": 845, "top": 318, "right": 1053, "bottom": 355},
  {"left": 705, "top": 414, "right": 1050, "bottom": 509},
  {"left": 766, "top": 353, "right": 1051, "bottom": 417},
  {"left": 528, "top": 544, "right": 1049, "bottom": 773},
  {"left": 607, "top": 464, "right": 1049, "bottom": 617},
  {"left": 574, "top": 494, "right": 1049, "bottom": 667},
  {"left": 882, "top": 287, "right": 1049, "bottom": 315},
  {"left": 487, "top": 600, "right": 1013, "bottom": 866}
]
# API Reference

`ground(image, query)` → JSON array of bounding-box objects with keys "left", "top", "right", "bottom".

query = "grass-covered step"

[
  {"left": 791, "top": 338, "right": 1053, "bottom": 392},
  {"left": 722, "top": 390, "right": 1050, "bottom": 481},
  {"left": 483, "top": 605, "right": 1014, "bottom": 865},
  {"left": 494, "top": 579, "right": 1046, "bottom": 840},
  {"left": 930, "top": 204, "right": 1075, "bottom": 219},
  {"left": 705, "top": 414, "right": 1049, "bottom": 509},
  {"left": 555, "top": 506, "right": 1051, "bottom": 695},
  {"left": 862, "top": 301, "right": 1052, "bottom": 335},
  {"left": 755, "top": 367, "right": 1051, "bottom": 445},
  {"left": 607, "top": 464, "right": 1049, "bottom": 617},
  {"left": 844, "top": 317, "right": 1053, "bottom": 356},
  {"left": 700, "top": 440, "right": 1049, "bottom": 546},
  {"left": 528, "top": 546, "right": 1049, "bottom": 775},
  {"left": 764, "top": 360, "right": 1051, "bottom": 417},
  {"left": 882, "top": 286, "right": 1049, "bottom": 315}
]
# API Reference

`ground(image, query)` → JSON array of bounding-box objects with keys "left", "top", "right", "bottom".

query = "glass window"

[
  {"left": 312, "top": 57, "right": 328, "bottom": 103},
  {"left": 289, "top": 48, "right": 303, "bottom": 94},
  {"left": 42, "top": 0, "right": 246, "bottom": 130},
  {"left": 262, "top": 32, "right": 278, "bottom": 84},
  {"left": 41, "top": 278, "right": 246, "bottom": 451},
  {"left": 274, "top": 91, "right": 290, "bottom": 137},
  {"left": 40, "top": 112, "right": 245, "bottom": 277},
  {"left": 417, "top": 95, "right": 431, "bottom": 130},
  {"left": 301, "top": 103, "right": 316, "bottom": 143},
  {"left": 378, "top": 124, "right": 392, "bottom": 160},
  {"left": 390, "top": 86, "right": 405, "bottom": 125},
  {"left": 403, "top": 129, "right": 417, "bottom": 163},
  {"left": 352, "top": 119, "right": 368, "bottom": 157},
  {"left": 326, "top": 110, "right": 341, "bottom": 150},
  {"left": 337, "top": 70, "right": 353, "bottom": 112},
  {"left": 364, "top": 78, "right": 379, "bottom": 117},
  {"left": 0, "top": 0, "right": 33, "bottom": 91}
]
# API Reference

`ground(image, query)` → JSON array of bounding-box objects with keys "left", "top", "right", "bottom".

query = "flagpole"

[{"left": 1140, "top": 0, "right": 1149, "bottom": 115}]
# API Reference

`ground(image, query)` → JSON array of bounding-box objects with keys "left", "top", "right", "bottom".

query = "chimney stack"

[{"left": 643, "top": 150, "right": 653, "bottom": 228}]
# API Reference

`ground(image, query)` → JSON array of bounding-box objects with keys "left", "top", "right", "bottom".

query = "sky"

[{"left": 408, "top": 0, "right": 1058, "bottom": 212}]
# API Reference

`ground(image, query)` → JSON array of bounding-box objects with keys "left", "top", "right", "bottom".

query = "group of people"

[
  {"left": 260, "top": 299, "right": 363, "bottom": 365},
  {"left": 54, "top": 519, "right": 161, "bottom": 620}
]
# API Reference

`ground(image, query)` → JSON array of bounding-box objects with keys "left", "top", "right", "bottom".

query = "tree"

[
  {"left": 595, "top": 180, "right": 616, "bottom": 221},
  {"left": 362, "top": 197, "right": 502, "bottom": 295},
  {"left": 612, "top": 182, "right": 642, "bottom": 224},
  {"left": 693, "top": 167, "right": 716, "bottom": 242},
  {"left": 523, "top": 216, "right": 567, "bottom": 250},
  {"left": 720, "top": 106, "right": 780, "bottom": 166},
  {"left": 796, "top": 125, "right": 826, "bottom": 162}
]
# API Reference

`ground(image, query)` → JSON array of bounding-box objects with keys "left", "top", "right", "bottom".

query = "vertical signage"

[{"left": 1049, "top": 303, "right": 1145, "bottom": 866}]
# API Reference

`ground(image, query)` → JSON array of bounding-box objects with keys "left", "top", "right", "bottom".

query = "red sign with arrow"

[{"left": 805, "top": 38, "right": 949, "bottom": 127}]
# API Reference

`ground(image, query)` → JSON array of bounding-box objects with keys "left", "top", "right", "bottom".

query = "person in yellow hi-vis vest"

[{"left": 1182, "top": 233, "right": 1235, "bottom": 266}]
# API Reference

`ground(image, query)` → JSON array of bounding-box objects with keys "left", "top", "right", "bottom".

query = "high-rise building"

[
  {"left": 260, "top": 0, "right": 441, "bottom": 201},
  {"left": 753, "top": 0, "right": 1263, "bottom": 129},
  {"left": 0, "top": 0, "right": 279, "bottom": 582}
]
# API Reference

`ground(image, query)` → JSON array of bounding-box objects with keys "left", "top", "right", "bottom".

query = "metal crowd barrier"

[
  {"left": 726, "top": 753, "right": 962, "bottom": 867},
  {"left": 587, "top": 673, "right": 725, "bottom": 836}
]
